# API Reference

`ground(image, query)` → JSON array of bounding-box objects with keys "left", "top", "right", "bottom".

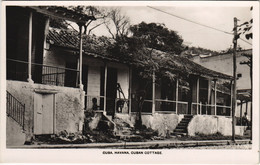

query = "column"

[
  {"left": 175, "top": 78, "right": 179, "bottom": 114},
  {"left": 240, "top": 100, "right": 243, "bottom": 126},
  {"left": 27, "top": 12, "right": 33, "bottom": 83},
  {"left": 78, "top": 24, "right": 84, "bottom": 90},
  {"left": 214, "top": 80, "right": 217, "bottom": 115},
  {"left": 104, "top": 63, "right": 108, "bottom": 113},
  {"left": 152, "top": 71, "right": 155, "bottom": 114},
  {"left": 128, "top": 66, "right": 132, "bottom": 114},
  {"left": 196, "top": 78, "right": 200, "bottom": 114}
]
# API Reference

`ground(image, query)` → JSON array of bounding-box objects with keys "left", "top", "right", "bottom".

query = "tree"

[
  {"left": 130, "top": 22, "right": 184, "bottom": 54},
  {"left": 108, "top": 22, "right": 184, "bottom": 129},
  {"left": 236, "top": 6, "right": 253, "bottom": 40},
  {"left": 104, "top": 7, "right": 131, "bottom": 39}
]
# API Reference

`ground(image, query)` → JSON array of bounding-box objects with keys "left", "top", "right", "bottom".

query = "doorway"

[
  {"left": 106, "top": 67, "right": 117, "bottom": 116},
  {"left": 34, "top": 93, "right": 55, "bottom": 135}
]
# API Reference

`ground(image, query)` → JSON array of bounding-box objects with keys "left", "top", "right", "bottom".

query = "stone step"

[
  {"left": 175, "top": 125, "right": 188, "bottom": 129},
  {"left": 173, "top": 128, "right": 187, "bottom": 133}
]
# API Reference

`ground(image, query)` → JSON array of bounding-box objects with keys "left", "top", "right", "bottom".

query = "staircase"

[
  {"left": 6, "top": 91, "right": 26, "bottom": 146},
  {"left": 6, "top": 91, "right": 25, "bottom": 130},
  {"left": 173, "top": 115, "right": 193, "bottom": 136}
]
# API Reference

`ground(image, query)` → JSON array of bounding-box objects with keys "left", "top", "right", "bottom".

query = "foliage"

[
  {"left": 130, "top": 22, "right": 184, "bottom": 54},
  {"left": 236, "top": 6, "right": 253, "bottom": 40}
]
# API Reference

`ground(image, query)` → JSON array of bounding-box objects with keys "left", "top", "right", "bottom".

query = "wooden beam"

[
  {"left": 128, "top": 67, "right": 132, "bottom": 114},
  {"left": 27, "top": 12, "right": 33, "bottom": 83},
  {"left": 152, "top": 71, "right": 155, "bottom": 114},
  {"left": 196, "top": 78, "right": 199, "bottom": 114},
  {"left": 104, "top": 63, "right": 108, "bottom": 113},
  {"left": 214, "top": 80, "right": 217, "bottom": 115},
  {"left": 175, "top": 79, "right": 179, "bottom": 114},
  {"left": 78, "top": 25, "right": 83, "bottom": 90},
  {"left": 240, "top": 100, "right": 243, "bottom": 126}
]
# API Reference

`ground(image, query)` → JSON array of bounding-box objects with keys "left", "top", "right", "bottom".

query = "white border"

[{"left": 0, "top": 1, "right": 259, "bottom": 164}]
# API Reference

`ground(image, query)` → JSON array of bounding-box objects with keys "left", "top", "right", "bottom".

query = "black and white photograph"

[{"left": 0, "top": 1, "right": 259, "bottom": 164}]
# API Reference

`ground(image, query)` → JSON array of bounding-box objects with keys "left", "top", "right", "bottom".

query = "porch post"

[
  {"left": 246, "top": 101, "right": 248, "bottom": 114},
  {"left": 196, "top": 78, "right": 200, "bottom": 114},
  {"left": 128, "top": 66, "right": 132, "bottom": 114},
  {"left": 27, "top": 12, "right": 33, "bottom": 83},
  {"left": 230, "top": 81, "right": 233, "bottom": 117},
  {"left": 152, "top": 71, "right": 155, "bottom": 114},
  {"left": 78, "top": 24, "right": 84, "bottom": 90},
  {"left": 175, "top": 78, "right": 179, "bottom": 114},
  {"left": 214, "top": 80, "right": 217, "bottom": 115},
  {"left": 104, "top": 63, "right": 108, "bottom": 113},
  {"left": 240, "top": 100, "right": 243, "bottom": 126}
]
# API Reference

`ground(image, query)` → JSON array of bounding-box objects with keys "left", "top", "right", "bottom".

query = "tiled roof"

[{"left": 47, "top": 28, "right": 233, "bottom": 80}]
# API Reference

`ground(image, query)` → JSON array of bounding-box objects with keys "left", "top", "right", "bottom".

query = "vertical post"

[
  {"left": 128, "top": 66, "right": 132, "bottom": 114},
  {"left": 104, "top": 63, "right": 108, "bottom": 113},
  {"left": 27, "top": 12, "right": 33, "bottom": 83},
  {"left": 240, "top": 100, "right": 243, "bottom": 126},
  {"left": 175, "top": 79, "right": 179, "bottom": 114},
  {"left": 196, "top": 78, "right": 200, "bottom": 114},
  {"left": 245, "top": 101, "right": 248, "bottom": 114},
  {"left": 230, "top": 81, "right": 233, "bottom": 117},
  {"left": 152, "top": 71, "right": 155, "bottom": 114},
  {"left": 214, "top": 80, "right": 217, "bottom": 115},
  {"left": 78, "top": 24, "right": 84, "bottom": 90},
  {"left": 232, "top": 17, "right": 238, "bottom": 142}
]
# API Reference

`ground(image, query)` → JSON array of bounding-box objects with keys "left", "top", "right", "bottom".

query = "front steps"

[
  {"left": 173, "top": 115, "right": 193, "bottom": 136},
  {"left": 6, "top": 116, "right": 26, "bottom": 146}
]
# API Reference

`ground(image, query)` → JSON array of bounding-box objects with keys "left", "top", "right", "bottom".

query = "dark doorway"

[
  {"left": 65, "top": 62, "right": 77, "bottom": 87},
  {"left": 106, "top": 67, "right": 117, "bottom": 116}
]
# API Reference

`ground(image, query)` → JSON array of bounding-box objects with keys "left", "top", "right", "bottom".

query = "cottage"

[{"left": 6, "top": 6, "right": 240, "bottom": 146}]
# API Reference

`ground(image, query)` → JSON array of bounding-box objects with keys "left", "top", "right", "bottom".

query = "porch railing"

[
  {"left": 7, "top": 58, "right": 79, "bottom": 87},
  {"left": 6, "top": 91, "right": 25, "bottom": 130},
  {"left": 191, "top": 102, "right": 231, "bottom": 116},
  {"left": 85, "top": 95, "right": 105, "bottom": 111},
  {"left": 155, "top": 99, "right": 188, "bottom": 114}
]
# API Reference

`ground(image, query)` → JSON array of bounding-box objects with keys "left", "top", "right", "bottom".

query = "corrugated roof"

[{"left": 47, "top": 28, "right": 233, "bottom": 80}]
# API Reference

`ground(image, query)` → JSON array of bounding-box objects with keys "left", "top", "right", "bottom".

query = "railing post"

[{"left": 200, "top": 102, "right": 202, "bottom": 115}]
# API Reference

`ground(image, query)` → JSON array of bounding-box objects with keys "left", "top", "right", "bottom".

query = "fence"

[
  {"left": 191, "top": 102, "right": 231, "bottom": 116},
  {"left": 7, "top": 58, "right": 79, "bottom": 87},
  {"left": 6, "top": 91, "right": 25, "bottom": 130}
]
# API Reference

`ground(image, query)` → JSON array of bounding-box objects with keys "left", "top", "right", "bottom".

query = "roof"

[
  {"left": 47, "top": 28, "right": 233, "bottom": 81},
  {"left": 150, "top": 49, "right": 233, "bottom": 80},
  {"left": 29, "top": 6, "right": 96, "bottom": 24}
]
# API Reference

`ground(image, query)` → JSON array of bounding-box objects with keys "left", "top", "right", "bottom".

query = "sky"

[{"left": 88, "top": 6, "right": 252, "bottom": 51}]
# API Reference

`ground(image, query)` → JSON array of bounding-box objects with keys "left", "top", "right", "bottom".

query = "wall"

[
  {"left": 192, "top": 50, "right": 252, "bottom": 90},
  {"left": 115, "top": 113, "right": 184, "bottom": 137},
  {"left": 187, "top": 115, "right": 244, "bottom": 136},
  {"left": 7, "top": 80, "right": 85, "bottom": 139}
]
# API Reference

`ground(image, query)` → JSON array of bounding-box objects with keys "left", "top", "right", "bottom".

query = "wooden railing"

[
  {"left": 6, "top": 91, "right": 25, "bottom": 130},
  {"left": 7, "top": 58, "right": 79, "bottom": 87}
]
